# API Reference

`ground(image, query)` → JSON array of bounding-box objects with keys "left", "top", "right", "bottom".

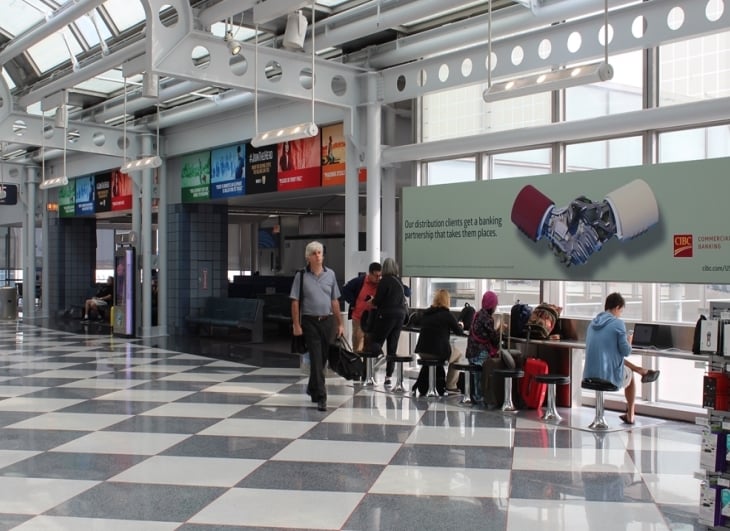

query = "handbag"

[
  {"left": 290, "top": 269, "right": 308, "bottom": 354},
  {"left": 328, "top": 336, "right": 364, "bottom": 380}
]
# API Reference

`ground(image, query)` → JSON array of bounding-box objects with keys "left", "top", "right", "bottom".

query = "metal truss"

[{"left": 379, "top": 0, "right": 730, "bottom": 104}]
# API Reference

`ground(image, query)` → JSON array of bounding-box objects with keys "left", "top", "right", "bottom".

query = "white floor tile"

[
  {"left": 322, "top": 406, "right": 425, "bottom": 426},
  {"left": 0, "top": 385, "right": 49, "bottom": 397},
  {"left": 0, "top": 477, "right": 99, "bottom": 514},
  {"left": 6, "top": 412, "right": 131, "bottom": 431},
  {"left": 256, "top": 393, "right": 352, "bottom": 408},
  {"left": 405, "top": 425, "right": 516, "bottom": 447},
  {"left": 188, "top": 488, "right": 363, "bottom": 529},
  {"left": 157, "top": 372, "right": 241, "bottom": 383},
  {"left": 370, "top": 465, "right": 511, "bottom": 498},
  {"left": 272, "top": 439, "right": 401, "bottom": 465},
  {"left": 0, "top": 397, "right": 86, "bottom": 412},
  {"left": 27, "top": 369, "right": 113, "bottom": 379},
  {"left": 642, "top": 473, "right": 702, "bottom": 506},
  {"left": 506, "top": 499, "right": 671, "bottom": 531},
  {"left": 0, "top": 449, "right": 40, "bottom": 468},
  {"left": 140, "top": 402, "right": 247, "bottom": 418},
  {"left": 203, "top": 382, "right": 293, "bottom": 395},
  {"left": 512, "top": 447, "right": 638, "bottom": 473},
  {"left": 51, "top": 431, "right": 189, "bottom": 455},
  {"left": 59, "top": 378, "right": 150, "bottom": 390},
  {"left": 109, "top": 455, "right": 264, "bottom": 486},
  {"left": 14, "top": 516, "right": 180, "bottom": 531},
  {"left": 93, "top": 389, "right": 197, "bottom": 402},
  {"left": 198, "top": 418, "right": 317, "bottom": 439}
]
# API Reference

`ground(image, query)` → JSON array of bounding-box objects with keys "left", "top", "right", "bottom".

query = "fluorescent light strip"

[
  {"left": 251, "top": 121, "right": 319, "bottom": 148},
  {"left": 483, "top": 62, "right": 614, "bottom": 102},
  {"left": 121, "top": 155, "right": 163, "bottom": 173},
  {"left": 39, "top": 175, "right": 69, "bottom": 190}
]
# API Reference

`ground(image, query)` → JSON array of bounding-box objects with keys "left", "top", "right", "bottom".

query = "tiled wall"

[
  {"left": 167, "top": 203, "right": 228, "bottom": 334},
  {"left": 47, "top": 217, "right": 96, "bottom": 314}
]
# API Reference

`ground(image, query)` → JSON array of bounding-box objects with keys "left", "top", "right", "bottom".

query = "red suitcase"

[{"left": 520, "top": 357, "right": 548, "bottom": 409}]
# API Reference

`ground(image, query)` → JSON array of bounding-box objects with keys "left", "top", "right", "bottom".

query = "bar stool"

[
  {"left": 387, "top": 355, "right": 413, "bottom": 393},
  {"left": 494, "top": 368, "right": 524, "bottom": 412},
  {"left": 535, "top": 374, "right": 570, "bottom": 422},
  {"left": 359, "top": 351, "right": 381, "bottom": 386},
  {"left": 417, "top": 359, "right": 441, "bottom": 397},
  {"left": 450, "top": 362, "right": 470, "bottom": 403},
  {"left": 581, "top": 377, "right": 619, "bottom": 430}
]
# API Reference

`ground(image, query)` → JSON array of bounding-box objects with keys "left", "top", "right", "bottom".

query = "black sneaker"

[
  {"left": 641, "top": 370, "right": 660, "bottom": 383},
  {"left": 317, "top": 398, "right": 327, "bottom": 411}
]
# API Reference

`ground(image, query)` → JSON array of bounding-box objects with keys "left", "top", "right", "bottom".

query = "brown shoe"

[{"left": 641, "top": 370, "right": 660, "bottom": 383}]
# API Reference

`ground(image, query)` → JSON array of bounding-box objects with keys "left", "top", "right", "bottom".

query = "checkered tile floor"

[{"left": 0, "top": 322, "right": 702, "bottom": 530}]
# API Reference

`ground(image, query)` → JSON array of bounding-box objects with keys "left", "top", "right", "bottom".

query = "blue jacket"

[{"left": 582, "top": 311, "right": 632, "bottom": 388}]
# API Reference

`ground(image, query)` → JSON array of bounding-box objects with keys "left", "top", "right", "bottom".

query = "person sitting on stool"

[{"left": 83, "top": 276, "right": 113, "bottom": 321}]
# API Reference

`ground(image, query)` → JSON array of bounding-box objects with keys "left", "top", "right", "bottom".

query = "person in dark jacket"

[
  {"left": 341, "top": 261, "right": 381, "bottom": 353},
  {"left": 368, "top": 257, "right": 410, "bottom": 387},
  {"left": 415, "top": 289, "right": 466, "bottom": 393}
]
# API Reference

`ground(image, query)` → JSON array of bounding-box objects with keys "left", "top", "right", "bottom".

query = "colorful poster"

[
  {"left": 402, "top": 157, "right": 730, "bottom": 284},
  {"left": 181, "top": 150, "right": 211, "bottom": 202},
  {"left": 94, "top": 172, "right": 112, "bottom": 213},
  {"left": 58, "top": 180, "right": 75, "bottom": 218},
  {"left": 321, "top": 123, "right": 348, "bottom": 186},
  {"left": 245, "top": 144, "right": 277, "bottom": 194},
  {"left": 111, "top": 170, "right": 133, "bottom": 211},
  {"left": 74, "top": 175, "right": 95, "bottom": 216},
  {"left": 211, "top": 144, "right": 245, "bottom": 199},
  {"left": 277, "top": 135, "right": 321, "bottom": 191}
]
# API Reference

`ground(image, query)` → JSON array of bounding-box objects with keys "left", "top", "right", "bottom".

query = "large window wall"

[{"left": 416, "top": 24, "right": 730, "bottom": 412}]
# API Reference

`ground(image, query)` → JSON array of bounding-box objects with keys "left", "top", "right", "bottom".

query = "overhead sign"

[
  {"left": 0, "top": 184, "right": 17, "bottom": 205},
  {"left": 402, "top": 157, "right": 730, "bottom": 284}
]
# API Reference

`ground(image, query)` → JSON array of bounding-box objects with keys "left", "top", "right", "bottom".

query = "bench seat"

[{"left": 186, "top": 297, "right": 264, "bottom": 342}]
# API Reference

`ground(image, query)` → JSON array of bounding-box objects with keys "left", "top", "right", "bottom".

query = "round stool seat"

[
  {"left": 451, "top": 362, "right": 471, "bottom": 371},
  {"left": 358, "top": 351, "right": 381, "bottom": 359},
  {"left": 494, "top": 369, "right": 524, "bottom": 378},
  {"left": 581, "top": 377, "right": 618, "bottom": 392},
  {"left": 536, "top": 374, "right": 570, "bottom": 386},
  {"left": 417, "top": 358, "right": 442, "bottom": 366},
  {"left": 387, "top": 355, "right": 414, "bottom": 362}
]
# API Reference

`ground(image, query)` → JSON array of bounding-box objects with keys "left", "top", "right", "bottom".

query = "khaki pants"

[{"left": 445, "top": 344, "right": 464, "bottom": 390}]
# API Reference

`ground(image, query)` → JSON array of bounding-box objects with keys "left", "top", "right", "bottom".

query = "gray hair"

[
  {"left": 381, "top": 257, "right": 399, "bottom": 276},
  {"left": 305, "top": 241, "right": 324, "bottom": 258}
]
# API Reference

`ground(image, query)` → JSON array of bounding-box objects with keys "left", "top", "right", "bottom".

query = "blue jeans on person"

[{"left": 468, "top": 350, "right": 490, "bottom": 403}]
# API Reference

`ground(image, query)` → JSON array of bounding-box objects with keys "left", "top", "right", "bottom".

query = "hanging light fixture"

[
  {"left": 120, "top": 78, "right": 162, "bottom": 173},
  {"left": 251, "top": 1, "right": 318, "bottom": 148},
  {"left": 483, "top": 0, "right": 613, "bottom": 102},
  {"left": 39, "top": 105, "right": 69, "bottom": 190},
  {"left": 224, "top": 17, "right": 242, "bottom": 56}
]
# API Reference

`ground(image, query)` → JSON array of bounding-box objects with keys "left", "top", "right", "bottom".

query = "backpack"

[
  {"left": 527, "top": 303, "right": 562, "bottom": 339},
  {"left": 693, "top": 314, "right": 707, "bottom": 354},
  {"left": 458, "top": 303, "right": 476, "bottom": 331},
  {"left": 510, "top": 301, "right": 532, "bottom": 338}
]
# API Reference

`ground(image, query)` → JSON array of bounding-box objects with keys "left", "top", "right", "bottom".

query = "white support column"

[
  {"left": 381, "top": 106, "right": 398, "bottom": 259},
  {"left": 157, "top": 161, "right": 168, "bottom": 336},
  {"left": 365, "top": 73, "right": 382, "bottom": 262},
  {"left": 40, "top": 188, "right": 49, "bottom": 319},
  {"left": 343, "top": 108, "right": 360, "bottom": 281},
  {"left": 140, "top": 133, "right": 154, "bottom": 337},
  {"left": 24, "top": 167, "right": 38, "bottom": 320}
]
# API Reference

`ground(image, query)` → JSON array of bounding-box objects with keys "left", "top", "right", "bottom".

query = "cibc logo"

[{"left": 674, "top": 234, "right": 693, "bottom": 258}]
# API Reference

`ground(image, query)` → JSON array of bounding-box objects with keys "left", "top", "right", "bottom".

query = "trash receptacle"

[{"left": 0, "top": 286, "right": 18, "bottom": 320}]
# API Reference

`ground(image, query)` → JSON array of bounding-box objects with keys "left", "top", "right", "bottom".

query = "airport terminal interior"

[{"left": 0, "top": 0, "right": 729, "bottom": 529}]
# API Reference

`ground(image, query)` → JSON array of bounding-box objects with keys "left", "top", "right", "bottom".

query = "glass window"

[
  {"left": 565, "top": 51, "right": 643, "bottom": 120},
  {"left": 658, "top": 125, "right": 730, "bottom": 163},
  {"left": 424, "top": 158, "right": 475, "bottom": 185},
  {"left": 492, "top": 148, "right": 551, "bottom": 179},
  {"left": 659, "top": 30, "right": 730, "bottom": 105},
  {"left": 103, "top": 0, "right": 147, "bottom": 32},
  {"left": 565, "top": 137, "right": 642, "bottom": 171},
  {"left": 28, "top": 28, "right": 82, "bottom": 72}
]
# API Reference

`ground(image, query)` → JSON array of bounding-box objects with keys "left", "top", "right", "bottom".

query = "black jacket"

[
  {"left": 372, "top": 275, "right": 407, "bottom": 315},
  {"left": 415, "top": 306, "right": 465, "bottom": 360}
]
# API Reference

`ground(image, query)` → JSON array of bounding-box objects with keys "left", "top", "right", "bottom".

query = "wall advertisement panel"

[
  {"left": 211, "top": 144, "right": 245, "bottom": 199},
  {"left": 402, "top": 157, "right": 730, "bottom": 283},
  {"left": 181, "top": 151, "right": 211, "bottom": 202},
  {"left": 276, "top": 136, "right": 321, "bottom": 191}
]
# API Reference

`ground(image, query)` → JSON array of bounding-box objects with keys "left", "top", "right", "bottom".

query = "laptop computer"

[{"left": 632, "top": 323, "right": 672, "bottom": 349}]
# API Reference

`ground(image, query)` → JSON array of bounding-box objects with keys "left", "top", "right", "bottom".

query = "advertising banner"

[
  {"left": 95, "top": 172, "right": 112, "bottom": 213},
  {"left": 321, "top": 123, "right": 347, "bottom": 186},
  {"left": 276, "top": 136, "right": 321, "bottom": 191},
  {"left": 402, "top": 157, "right": 730, "bottom": 284},
  {"left": 111, "top": 170, "right": 133, "bottom": 211},
  {"left": 246, "top": 144, "right": 277, "bottom": 194},
  {"left": 181, "top": 150, "right": 211, "bottom": 202},
  {"left": 58, "top": 180, "right": 75, "bottom": 218},
  {"left": 74, "top": 175, "right": 95, "bottom": 216},
  {"left": 211, "top": 143, "right": 245, "bottom": 199}
]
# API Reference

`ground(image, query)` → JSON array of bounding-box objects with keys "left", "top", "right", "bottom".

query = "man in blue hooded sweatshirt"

[{"left": 583, "top": 292, "right": 660, "bottom": 424}]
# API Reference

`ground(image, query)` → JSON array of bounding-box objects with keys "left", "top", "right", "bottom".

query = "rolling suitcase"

[{"left": 520, "top": 357, "right": 548, "bottom": 409}]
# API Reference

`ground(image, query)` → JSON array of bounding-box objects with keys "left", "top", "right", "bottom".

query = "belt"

[{"left": 303, "top": 314, "right": 331, "bottom": 321}]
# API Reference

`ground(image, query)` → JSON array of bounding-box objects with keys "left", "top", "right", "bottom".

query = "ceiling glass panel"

[
  {"left": 75, "top": 12, "right": 112, "bottom": 47},
  {"left": 0, "top": 0, "right": 48, "bottom": 36},
  {"left": 28, "top": 27, "right": 82, "bottom": 72},
  {"left": 1, "top": 69, "right": 16, "bottom": 90},
  {"left": 102, "top": 0, "right": 146, "bottom": 32},
  {"left": 74, "top": 68, "right": 126, "bottom": 94}
]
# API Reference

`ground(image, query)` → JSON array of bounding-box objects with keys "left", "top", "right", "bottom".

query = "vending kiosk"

[{"left": 113, "top": 235, "right": 136, "bottom": 337}]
